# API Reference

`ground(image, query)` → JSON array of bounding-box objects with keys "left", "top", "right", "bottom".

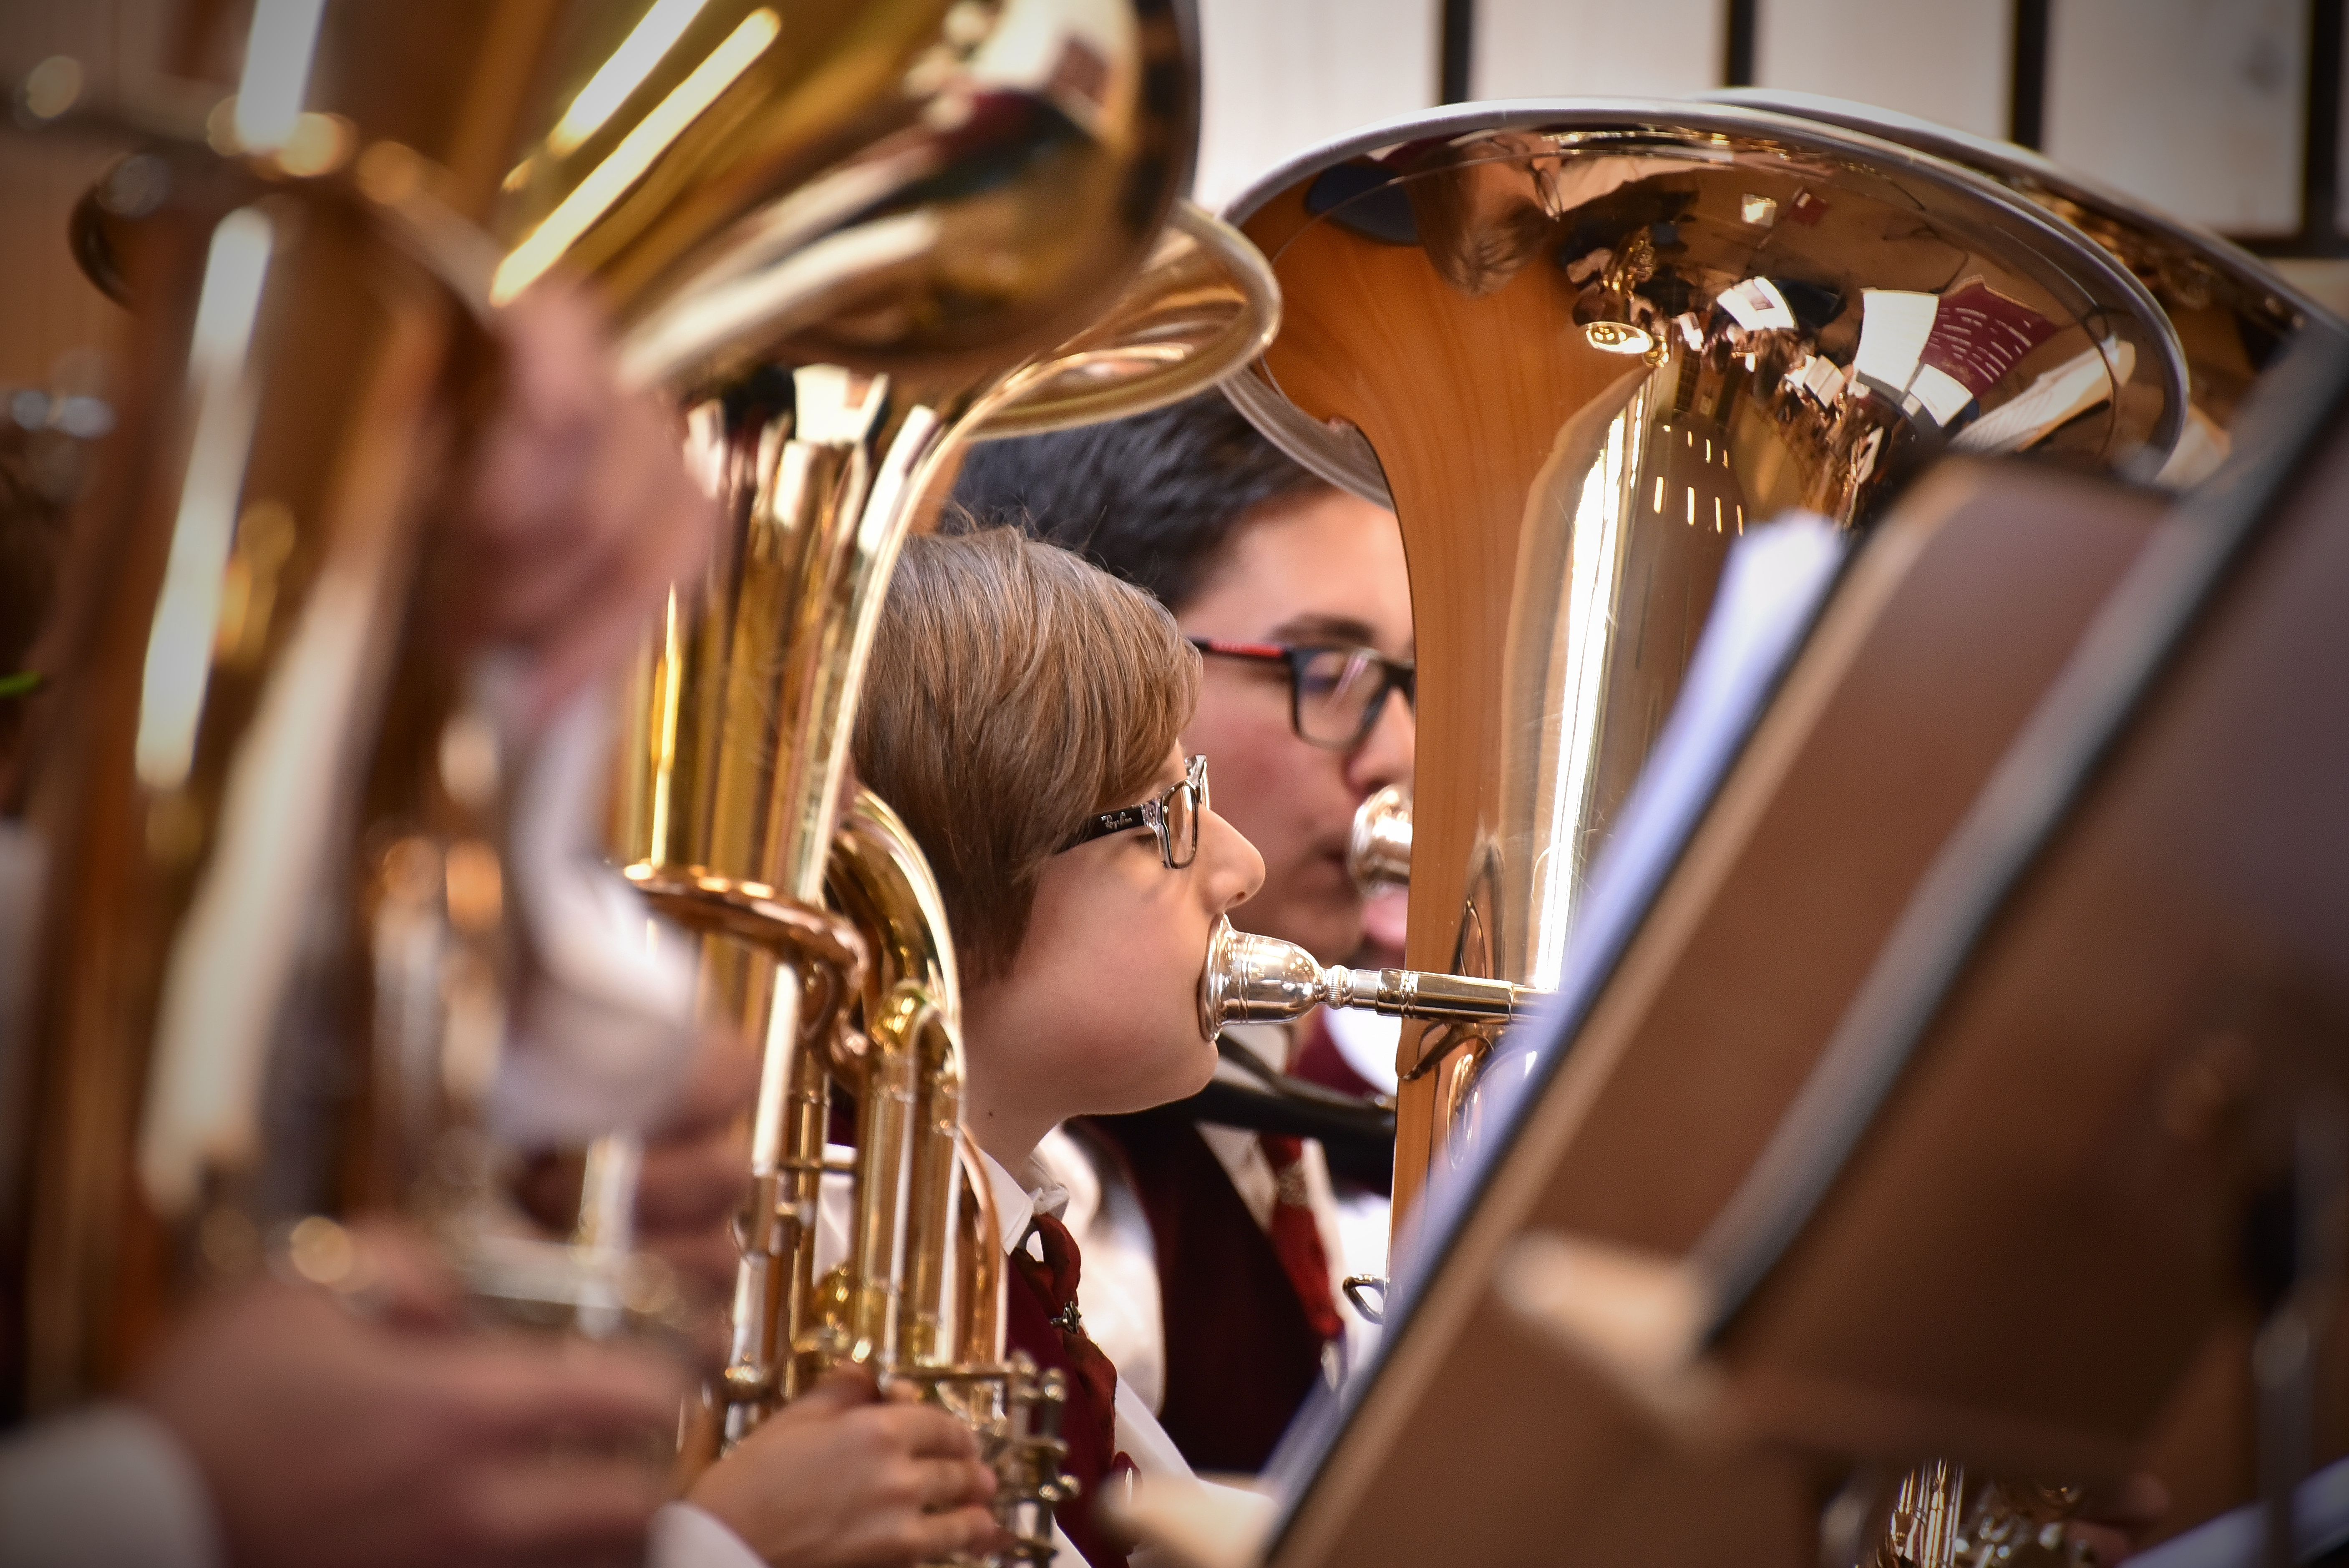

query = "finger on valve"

[{"left": 687, "top": 1369, "right": 1010, "bottom": 1568}]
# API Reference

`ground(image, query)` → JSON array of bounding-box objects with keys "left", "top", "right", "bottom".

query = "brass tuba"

[
  {"left": 3, "top": 8, "right": 1266, "bottom": 1496},
  {"left": 1214, "top": 100, "right": 2197, "bottom": 1220},
  {"left": 506, "top": 8, "right": 1282, "bottom": 1541},
  {"left": 8, "top": 0, "right": 640, "bottom": 1412},
  {"left": 604, "top": 194, "right": 1278, "bottom": 1483}
]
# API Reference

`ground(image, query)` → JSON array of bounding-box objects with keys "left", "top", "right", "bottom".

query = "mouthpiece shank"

[
  {"left": 1198, "top": 917, "right": 1536, "bottom": 1038},
  {"left": 1321, "top": 964, "right": 1526, "bottom": 1022}
]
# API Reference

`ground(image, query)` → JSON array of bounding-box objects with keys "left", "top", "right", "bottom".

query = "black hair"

[{"left": 944, "top": 390, "right": 1327, "bottom": 610}]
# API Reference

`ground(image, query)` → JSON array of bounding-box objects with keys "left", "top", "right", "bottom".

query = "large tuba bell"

[{"left": 1215, "top": 101, "right": 2199, "bottom": 1219}]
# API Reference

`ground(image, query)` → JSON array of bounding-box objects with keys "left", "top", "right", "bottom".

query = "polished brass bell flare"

[
  {"left": 972, "top": 201, "right": 1283, "bottom": 442},
  {"left": 1346, "top": 783, "right": 1412, "bottom": 895},
  {"left": 1705, "top": 87, "right": 2341, "bottom": 486},
  {"left": 1220, "top": 99, "right": 2197, "bottom": 1215},
  {"left": 1197, "top": 916, "right": 1536, "bottom": 1042}
]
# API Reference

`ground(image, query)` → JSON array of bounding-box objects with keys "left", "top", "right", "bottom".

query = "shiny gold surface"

[
  {"left": 1708, "top": 88, "right": 2339, "bottom": 485},
  {"left": 497, "top": 0, "right": 1196, "bottom": 393},
  {"left": 1221, "top": 101, "right": 2192, "bottom": 1219},
  {"left": 822, "top": 791, "right": 972, "bottom": 1375},
  {"left": 971, "top": 200, "right": 1281, "bottom": 440},
  {"left": 13, "top": 2, "right": 563, "bottom": 1409},
  {"left": 823, "top": 793, "right": 1073, "bottom": 1560}
]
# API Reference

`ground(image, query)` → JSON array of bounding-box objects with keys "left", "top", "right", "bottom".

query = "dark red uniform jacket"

[{"left": 1079, "top": 1108, "right": 1329, "bottom": 1474}]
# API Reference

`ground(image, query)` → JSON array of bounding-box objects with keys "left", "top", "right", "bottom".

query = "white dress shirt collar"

[{"left": 978, "top": 1147, "right": 1070, "bottom": 1259}]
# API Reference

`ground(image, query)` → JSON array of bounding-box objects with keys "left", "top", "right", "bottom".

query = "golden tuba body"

[
  {"left": 520, "top": 1, "right": 1281, "bottom": 1530},
  {"left": 3, "top": 10, "right": 1271, "bottom": 1508},
  {"left": 1216, "top": 101, "right": 2199, "bottom": 1219},
  {"left": 8, "top": 0, "right": 617, "bottom": 1412}
]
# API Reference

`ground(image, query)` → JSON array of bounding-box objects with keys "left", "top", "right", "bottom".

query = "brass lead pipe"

[
  {"left": 899, "top": 1003, "right": 964, "bottom": 1367},
  {"left": 1198, "top": 917, "right": 1538, "bottom": 1039},
  {"left": 826, "top": 791, "right": 971, "bottom": 1374}
]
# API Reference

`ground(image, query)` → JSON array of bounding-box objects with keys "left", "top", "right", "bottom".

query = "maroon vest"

[
  {"left": 1004, "top": 1241, "right": 1129, "bottom": 1568},
  {"left": 1081, "top": 1110, "right": 1327, "bottom": 1473}
]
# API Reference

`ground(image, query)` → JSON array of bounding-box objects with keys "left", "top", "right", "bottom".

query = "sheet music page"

[{"left": 1431, "top": 510, "right": 1852, "bottom": 1229}]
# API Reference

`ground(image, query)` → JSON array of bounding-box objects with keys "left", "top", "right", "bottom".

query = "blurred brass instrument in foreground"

[
  {"left": 10, "top": 0, "right": 639, "bottom": 1414},
  {"left": 8, "top": 12, "right": 1274, "bottom": 1538},
  {"left": 1219, "top": 100, "right": 2196, "bottom": 1222}
]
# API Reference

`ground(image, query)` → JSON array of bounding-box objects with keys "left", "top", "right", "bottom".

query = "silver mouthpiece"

[
  {"left": 1197, "top": 916, "right": 1536, "bottom": 1039},
  {"left": 1346, "top": 784, "right": 1412, "bottom": 894}
]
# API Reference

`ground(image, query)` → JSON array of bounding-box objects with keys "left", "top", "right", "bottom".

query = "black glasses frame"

[
  {"left": 1060, "top": 753, "right": 1211, "bottom": 869},
  {"left": 1187, "top": 637, "right": 1416, "bottom": 750}
]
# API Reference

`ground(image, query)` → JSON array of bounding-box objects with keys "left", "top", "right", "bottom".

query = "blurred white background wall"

[
  {"left": 1192, "top": 0, "right": 1441, "bottom": 209},
  {"left": 1470, "top": 0, "right": 1727, "bottom": 105},
  {"left": 1193, "top": 0, "right": 2338, "bottom": 306},
  {"left": 2044, "top": 0, "right": 2307, "bottom": 236},
  {"left": 1750, "top": 0, "right": 2014, "bottom": 141}
]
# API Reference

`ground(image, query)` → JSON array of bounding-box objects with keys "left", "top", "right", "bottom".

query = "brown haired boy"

[{"left": 851, "top": 528, "right": 1266, "bottom": 1568}]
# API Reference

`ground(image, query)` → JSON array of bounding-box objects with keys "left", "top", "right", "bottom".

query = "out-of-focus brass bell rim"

[
  {"left": 967, "top": 199, "right": 1282, "bottom": 440},
  {"left": 1216, "top": 96, "right": 2194, "bottom": 508},
  {"left": 496, "top": 0, "right": 1203, "bottom": 397}
]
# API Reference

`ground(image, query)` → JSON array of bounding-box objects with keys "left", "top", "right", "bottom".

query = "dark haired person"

[{"left": 950, "top": 392, "right": 1414, "bottom": 1474}]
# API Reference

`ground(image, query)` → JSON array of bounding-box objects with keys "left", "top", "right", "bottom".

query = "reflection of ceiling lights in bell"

[{"left": 1585, "top": 320, "right": 1654, "bottom": 355}]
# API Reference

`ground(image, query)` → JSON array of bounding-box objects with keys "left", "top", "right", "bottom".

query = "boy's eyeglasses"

[
  {"left": 1060, "top": 754, "right": 1210, "bottom": 870},
  {"left": 1188, "top": 638, "right": 1416, "bottom": 751}
]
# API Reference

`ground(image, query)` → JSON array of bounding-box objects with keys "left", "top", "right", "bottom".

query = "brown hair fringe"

[{"left": 853, "top": 528, "right": 1199, "bottom": 981}]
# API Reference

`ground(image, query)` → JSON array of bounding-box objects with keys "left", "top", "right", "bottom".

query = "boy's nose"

[
  {"left": 1205, "top": 810, "right": 1266, "bottom": 908},
  {"left": 1345, "top": 683, "right": 1415, "bottom": 798}
]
